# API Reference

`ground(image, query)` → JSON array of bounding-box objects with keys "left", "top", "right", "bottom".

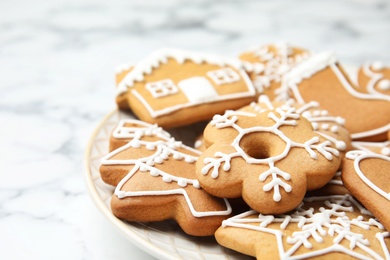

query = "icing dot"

[
  {"left": 185, "top": 156, "right": 195, "bottom": 163},
  {"left": 274, "top": 193, "right": 281, "bottom": 202},
  {"left": 371, "top": 61, "right": 384, "bottom": 71},
  {"left": 150, "top": 169, "right": 159, "bottom": 176},
  {"left": 330, "top": 126, "right": 339, "bottom": 133},
  {"left": 194, "top": 140, "right": 203, "bottom": 149},
  {"left": 381, "top": 147, "right": 390, "bottom": 156},
  {"left": 162, "top": 175, "right": 172, "bottom": 183},
  {"left": 321, "top": 124, "right": 329, "bottom": 130},
  {"left": 378, "top": 79, "right": 390, "bottom": 90},
  {"left": 312, "top": 122, "right": 319, "bottom": 130},
  {"left": 320, "top": 110, "right": 328, "bottom": 116},
  {"left": 302, "top": 111, "right": 312, "bottom": 118},
  {"left": 173, "top": 153, "right": 182, "bottom": 160},
  {"left": 336, "top": 141, "right": 346, "bottom": 151},
  {"left": 146, "top": 144, "right": 155, "bottom": 150},
  {"left": 313, "top": 110, "right": 321, "bottom": 117},
  {"left": 178, "top": 179, "right": 187, "bottom": 187},
  {"left": 335, "top": 117, "right": 345, "bottom": 125},
  {"left": 193, "top": 180, "right": 201, "bottom": 189},
  {"left": 160, "top": 151, "right": 169, "bottom": 160},
  {"left": 140, "top": 165, "right": 148, "bottom": 172},
  {"left": 131, "top": 141, "right": 141, "bottom": 148},
  {"left": 154, "top": 157, "right": 163, "bottom": 164},
  {"left": 146, "top": 160, "right": 155, "bottom": 166}
]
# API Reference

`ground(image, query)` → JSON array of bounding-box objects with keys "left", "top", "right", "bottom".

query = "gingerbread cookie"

[
  {"left": 284, "top": 52, "right": 390, "bottom": 141},
  {"left": 342, "top": 150, "right": 390, "bottom": 232},
  {"left": 115, "top": 48, "right": 257, "bottom": 128},
  {"left": 100, "top": 119, "right": 232, "bottom": 236},
  {"left": 215, "top": 194, "right": 390, "bottom": 259},
  {"left": 196, "top": 102, "right": 341, "bottom": 214},
  {"left": 239, "top": 43, "right": 311, "bottom": 100}
]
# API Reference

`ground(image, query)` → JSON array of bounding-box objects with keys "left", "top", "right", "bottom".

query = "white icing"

[
  {"left": 202, "top": 97, "right": 339, "bottom": 202},
  {"left": 194, "top": 140, "right": 203, "bottom": 149},
  {"left": 206, "top": 68, "right": 240, "bottom": 85},
  {"left": 378, "top": 79, "right": 390, "bottom": 90},
  {"left": 101, "top": 119, "right": 232, "bottom": 217},
  {"left": 372, "top": 61, "right": 384, "bottom": 71},
  {"left": 145, "top": 79, "right": 178, "bottom": 98},
  {"left": 178, "top": 76, "right": 218, "bottom": 103},
  {"left": 346, "top": 150, "right": 390, "bottom": 201},
  {"left": 221, "top": 195, "right": 389, "bottom": 259}
]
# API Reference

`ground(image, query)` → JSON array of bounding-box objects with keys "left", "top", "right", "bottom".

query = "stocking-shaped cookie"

[{"left": 285, "top": 52, "right": 390, "bottom": 141}]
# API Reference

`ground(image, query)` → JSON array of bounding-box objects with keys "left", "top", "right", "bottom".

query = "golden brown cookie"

[
  {"left": 99, "top": 119, "right": 232, "bottom": 236},
  {"left": 285, "top": 52, "right": 390, "bottom": 141},
  {"left": 239, "top": 43, "right": 311, "bottom": 100},
  {"left": 196, "top": 101, "right": 342, "bottom": 214},
  {"left": 115, "top": 48, "right": 257, "bottom": 128},
  {"left": 215, "top": 194, "right": 390, "bottom": 259},
  {"left": 342, "top": 150, "right": 390, "bottom": 232}
]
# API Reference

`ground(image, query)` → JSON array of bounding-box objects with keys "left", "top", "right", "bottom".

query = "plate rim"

[{"left": 83, "top": 108, "right": 177, "bottom": 260}]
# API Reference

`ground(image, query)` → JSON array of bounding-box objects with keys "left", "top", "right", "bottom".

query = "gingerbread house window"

[
  {"left": 145, "top": 79, "right": 178, "bottom": 98},
  {"left": 207, "top": 68, "right": 240, "bottom": 85}
]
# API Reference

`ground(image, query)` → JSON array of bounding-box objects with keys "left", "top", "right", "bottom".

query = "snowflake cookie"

[
  {"left": 342, "top": 150, "right": 390, "bottom": 232},
  {"left": 100, "top": 119, "right": 232, "bottom": 236},
  {"left": 215, "top": 194, "right": 390, "bottom": 259},
  {"left": 196, "top": 98, "right": 342, "bottom": 214}
]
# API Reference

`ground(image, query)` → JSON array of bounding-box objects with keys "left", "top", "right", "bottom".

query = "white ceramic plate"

[{"left": 84, "top": 109, "right": 252, "bottom": 260}]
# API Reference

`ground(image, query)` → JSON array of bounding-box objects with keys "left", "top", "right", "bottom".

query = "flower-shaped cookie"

[{"left": 196, "top": 103, "right": 341, "bottom": 214}]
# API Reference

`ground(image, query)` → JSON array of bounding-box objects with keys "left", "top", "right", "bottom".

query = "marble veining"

[{"left": 0, "top": 0, "right": 389, "bottom": 259}]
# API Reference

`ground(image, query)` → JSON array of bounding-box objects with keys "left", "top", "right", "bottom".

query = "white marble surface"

[{"left": 0, "top": 0, "right": 389, "bottom": 259}]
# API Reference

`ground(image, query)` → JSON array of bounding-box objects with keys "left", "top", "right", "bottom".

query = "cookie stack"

[{"left": 99, "top": 44, "right": 390, "bottom": 259}]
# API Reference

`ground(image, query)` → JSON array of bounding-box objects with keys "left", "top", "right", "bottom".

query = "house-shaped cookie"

[{"left": 115, "top": 48, "right": 256, "bottom": 128}]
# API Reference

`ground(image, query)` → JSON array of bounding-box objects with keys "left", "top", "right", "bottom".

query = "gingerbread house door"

[{"left": 178, "top": 77, "right": 218, "bottom": 103}]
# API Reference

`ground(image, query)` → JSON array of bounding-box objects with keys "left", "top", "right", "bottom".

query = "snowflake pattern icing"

[
  {"left": 201, "top": 104, "right": 339, "bottom": 202},
  {"left": 221, "top": 194, "right": 390, "bottom": 260}
]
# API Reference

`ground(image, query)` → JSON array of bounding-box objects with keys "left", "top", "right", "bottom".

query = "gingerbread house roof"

[{"left": 116, "top": 48, "right": 262, "bottom": 95}]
